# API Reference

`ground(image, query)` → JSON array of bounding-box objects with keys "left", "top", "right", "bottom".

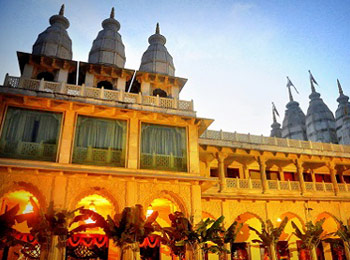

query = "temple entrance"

[
  {"left": 143, "top": 198, "right": 179, "bottom": 260},
  {"left": 0, "top": 190, "right": 40, "bottom": 260},
  {"left": 67, "top": 194, "right": 114, "bottom": 260}
]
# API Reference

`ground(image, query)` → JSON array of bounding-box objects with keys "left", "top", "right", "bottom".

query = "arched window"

[
  {"left": 36, "top": 72, "right": 54, "bottom": 81},
  {"left": 153, "top": 88, "right": 167, "bottom": 97},
  {"left": 97, "top": 80, "right": 113, "bottom": 90}
]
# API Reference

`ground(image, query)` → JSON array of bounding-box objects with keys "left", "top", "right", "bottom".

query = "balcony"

[
  {"left": 200, "top": 130, "right": 350, "bottom": 156},
  {"left": 0, "top": 140, "right": 57, "bottom": 162},
  {"left": 140, "top": 153, "right": 187, "bottom": 172},
  {"left": 2, "top": 75, "right": 194, "bottom": 113},
  {"left": 205, "top": 177, "right": 350, "bottom": 198}
]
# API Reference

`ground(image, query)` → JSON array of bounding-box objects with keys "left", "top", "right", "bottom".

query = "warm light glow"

[
  {"left": 23, "top": 202, "right": 34, "bottom": 214},
  {"left": 277, "top": 218, "right": 282, "bottom": 222},
  {"left": 85, "top": 217, "right": 95, "bottom": 224},
  {"left": 146, "top": 206, "right": 154, "bottom": 218}
]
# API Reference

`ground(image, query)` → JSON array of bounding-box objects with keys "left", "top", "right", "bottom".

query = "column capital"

[
  {"left": 216, "top": 152, "right": 228, "bottom": 163},
  {"left": 294, "top": 159, "right": 304, "bottom": 171},
  {"left": 256, "top": 156, "right": 266, "bottom": 167},
  {"left": 326, "top": 161, "right": 336, "bottom": 171}
]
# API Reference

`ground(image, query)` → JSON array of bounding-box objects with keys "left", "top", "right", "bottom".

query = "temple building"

[{"left": 1, "top": 5, "right": 350, "bottom": 260}]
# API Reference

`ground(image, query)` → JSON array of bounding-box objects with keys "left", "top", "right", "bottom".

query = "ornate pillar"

[
  {"left": 58, "top": 110, "right": 75, "bottom": 163},
  {"left": 295, "top": 160, "right": 306, "bottom": 194},
  {"left": 217, "top": 152, "right": 228, "bottom": 192},
  {"left": 328, "top": 162, "right": 339, "bottom": 195},
  {"left": 125, "top": 178, "right": 137, "bottom": 207},
  {"left": 258, "top": 156, "right": 268, "bottom": 193},
  {"left": 127, "top": 117, "right": 139, "bottom": 169},
  {"left": 278, "top": 166, "right": 285, "bottom": 181},
  {"left": 191, "top": 182, "right": 202, "bottom": 224},
  {"left": 243, "top": 163, "right": 250, "bottom": 179}
]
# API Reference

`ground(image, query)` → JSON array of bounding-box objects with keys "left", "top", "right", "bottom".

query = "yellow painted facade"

[{"left": 0, "top": 41, "right": 350, "bottom": 260}]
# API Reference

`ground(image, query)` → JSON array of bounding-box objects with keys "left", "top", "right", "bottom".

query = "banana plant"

[
  {"left": 195, "top": 216, "right": 226, "bottom": 257},
  {"left": 0, "top": 204, "right": 31, "bottom": 260},
  {"left": 15, "top": 197, "right": 82, "bottom": 260},
  {"left": 324, "top": 218, "right": 350, "bottom": 259},
  {"left": 249, "top": 217, "right": 288, "bottom": 260},
  {"left": 159, "top": 211, "right": 198, "bottom": 259},
  {"left": 70, "top": 204, "right": 159, "bottom": 260},
  {"left": 291, "top": 218, "right": 327, "bottom": 260}
]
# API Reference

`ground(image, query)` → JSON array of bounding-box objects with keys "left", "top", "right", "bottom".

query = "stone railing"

[
  {"left": 200, "top": 130, "right": 350, "bottom": 153},
  {"left": 0, "top": 140, "right": 57, "bottom": 162},
  {"left": 207, "top": 177, "right": 350, "bottom": 196},
  {"left": 225, "top": 178, "right": 301, "bottom": 192},
  {"left": 3, "top": 75, "right": 194, "bottom": 112}
]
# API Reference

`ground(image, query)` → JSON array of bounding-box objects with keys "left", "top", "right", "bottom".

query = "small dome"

[
  {"left": 335, "top": 79, "right": 350, "bottom": 144},
  {"left": 139, "top": 23, "right": 175, "bottom": 76},
  {"left": 88, "top": 8, "right": 126, "bottom": 67},
  {"left": 305, "top": 71, "right": 337, "bottom": 143},
  {"left": 32, "top": 5, "right": 72, "bottom": 60}
]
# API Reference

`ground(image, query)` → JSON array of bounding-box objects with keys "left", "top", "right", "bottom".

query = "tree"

[
  {"left": 324, "top": 218, "right": 350, "bottom": 260},
  {"left": 160, "top": 213, "right": 242, "bottom": 260},
  {"left": 249, "top": 217, "right": 288, "bottom": 260},
  {"left": 159, "top": 211, "right": 198, "bottom": 259},
  {"left": 0, "top": 204, "right": 31, "bottom": 260},
  {"left": 292, "top": 218, "right": 328, "bottom": 260},
  {"left": 15, "top": 197, "right": 81, "bottom": 260}
]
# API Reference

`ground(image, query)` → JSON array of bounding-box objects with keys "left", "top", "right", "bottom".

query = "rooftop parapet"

[
  {"left": 2, "top": 75, "right": 195, "bottom": 116},
  {"left": 200, "top": 129, "right": 350, "bottom": 157}
]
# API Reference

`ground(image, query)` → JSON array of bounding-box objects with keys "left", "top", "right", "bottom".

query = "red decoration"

[
  {"left": 67, "top": 234, "right": 109, "bottom": 248},
  {"left": 14, "top": 233, "right": 39, "bottom": 245},
  {"left": 139, "top": 236, "right": 160, "bottom": 248}
]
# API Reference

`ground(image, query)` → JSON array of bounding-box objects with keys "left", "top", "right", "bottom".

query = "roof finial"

[
  {"left": 110, "top": 7, "right": 115, "bottom": 19},
  {"left": 337, "top": 79, "right": 344, "bottom": 95},
  {"left": 59, "top": 4, "right": 65, "bottom": 16},
  {"left": 272, "top": 102, "right": 279, "bottom": 123},
  {"left": 286, "top": 76, "right": 299, "bottom": 102},
  {"left": 308, "top": 70, "right": 318, "bottom": 93},
  {"left": 156, "top": 22, "right": 160, "bottom": 34}
]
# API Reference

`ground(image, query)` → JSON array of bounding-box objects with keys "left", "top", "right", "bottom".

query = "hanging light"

[
  {"left": 146, "top": 205, "right": 153, "bottom": 218},
  {"left": 23, "top": 202, "right": 34, "bottom": 214},
  {"left": 85, "top": 200, "right": 96, "bottom": 224}
]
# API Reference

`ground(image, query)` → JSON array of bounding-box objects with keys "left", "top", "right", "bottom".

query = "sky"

[{"left": 0, "top": 0, "right": 349, "bottom": 136}]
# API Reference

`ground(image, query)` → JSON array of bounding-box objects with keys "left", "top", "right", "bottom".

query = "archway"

[
  {"left": 316, "top": 212, "right": 343, "bottom": 260},
  {"left": 67, "top": 194, "right": 115, "bottom": 260},
  {"left": 36, "top": 71, "right": 54, "bottom": 81},
  {"left": 279, "top": 212, "right": 305, "bottom": 260},
  {"left": 153, "top": 88, "right": 167, "bottom": 97},
  {"left": 0, "top": 190, "right": 41, "bottom": 260},
  {"left": 143, "top": 198, "right": 179, "bottom": 260},
  {"left": 234, "top": 212, "right": 264, "bottom": 260},
  {"left": 97, "top": 80, "right": 113, "bottom": 90}
]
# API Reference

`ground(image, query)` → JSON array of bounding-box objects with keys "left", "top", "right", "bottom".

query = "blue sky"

[{"left": 0, "top": 0, "right": 349, "bottom": 136}]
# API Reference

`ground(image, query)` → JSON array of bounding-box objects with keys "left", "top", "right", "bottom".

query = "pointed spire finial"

[
  {"left": 59, "top": 4, "right": 65, "bottom": 16},
  {"left": 286, "top": 76, "right": 299, "bottom": 102},
  {"left": 110, "top": 7, "right": 115, "bottom": 19},
  {"left": 337, "top": 79, "right": 343, "bottom": 95},
  {"left": 156, "top": 23, "right": 160, "bottom": 34},
  {"left": 272, "top": 102, "right": 279, "bottom": 123},
  {"left": 308, "top": 70, "right": 318, "bottom": 93}
]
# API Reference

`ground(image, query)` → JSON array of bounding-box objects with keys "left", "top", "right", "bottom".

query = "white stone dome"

[
  {"left": 88, "top": 8, "right": 126, "bottom": 68},
  {"left": 32, "top": 5, "right": 72, "bottom": 60},
  {"left": 139, "top": 23, "right": 175, "bottom": 76}
]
